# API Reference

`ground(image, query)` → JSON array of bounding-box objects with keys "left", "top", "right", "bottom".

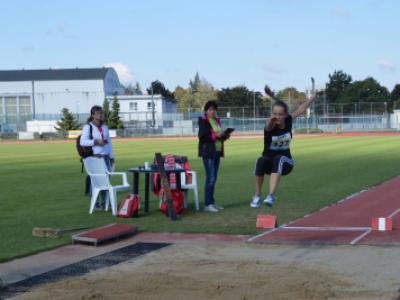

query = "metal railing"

[{"left": 0, "top": 102, "right": 396, "bottom": 135}]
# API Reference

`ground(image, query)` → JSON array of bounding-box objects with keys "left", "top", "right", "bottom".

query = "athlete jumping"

[{"left": 250, "top": 83, "right": 317, "bottom": 208}]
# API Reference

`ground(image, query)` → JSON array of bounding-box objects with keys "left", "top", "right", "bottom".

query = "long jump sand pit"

[{"left": 14, "top": 242, "right": 400, "bottom": 300}]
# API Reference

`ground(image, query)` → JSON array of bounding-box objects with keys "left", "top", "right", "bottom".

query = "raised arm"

[
  {"left": 290, "top": 94, "right": 317, "bottom": 119},
  {"left": 264, "top": 84, "right": 317, "bottom": 120}
]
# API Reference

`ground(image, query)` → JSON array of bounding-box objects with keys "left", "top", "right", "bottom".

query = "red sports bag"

[
  {"left": 118, "top": 194, "right": 140, "bottom": 218},
  {"left": 160, "top": 189, "right": 184, "bottom": 215}
]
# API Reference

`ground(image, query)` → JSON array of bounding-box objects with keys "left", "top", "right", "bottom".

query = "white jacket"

[{"left": 80, "top": 122, "right": 114, "bottom": 159}]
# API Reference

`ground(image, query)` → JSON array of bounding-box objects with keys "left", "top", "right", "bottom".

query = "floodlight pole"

[
  {"left": 151, "top": 86, "right": 155, "bottom": 128},
  {"left": 31, "top": 80, "right": 36, "bottom": 119},
  {"left": 253, "top": 90, "right": 256, "bottom": 132}
]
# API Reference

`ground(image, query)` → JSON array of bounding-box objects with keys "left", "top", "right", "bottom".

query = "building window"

[
  {"left": 19, "top": 96, "right": 31, "bottom": 115},
  {"left": 147, "top": 102, "right": 154, "bottom": 111},
  {"left": 129, "top": 102, "right": 138, "bottom": 111},
  {"left": 5, "top": 97, "right": 17, "bottom": 124},
  {"left": 19, "top": 96, "right": 32, "bottom": 123}
]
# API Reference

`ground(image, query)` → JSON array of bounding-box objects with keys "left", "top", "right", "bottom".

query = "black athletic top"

[{"left": 263, "top": 114, "right": 292, "bottom": 158}]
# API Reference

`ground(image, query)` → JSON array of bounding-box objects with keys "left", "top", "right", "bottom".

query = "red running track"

[{"left": 250, "top": 176, "right": 400, "bottom": 245}]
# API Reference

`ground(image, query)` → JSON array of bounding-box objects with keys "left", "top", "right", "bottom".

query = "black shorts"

[{"left": 254, "top": 155, "right": 294, "bottom": 176}]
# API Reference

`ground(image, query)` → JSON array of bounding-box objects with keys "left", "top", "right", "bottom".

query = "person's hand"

[
  {"left": 266, "top": 117, "right": 277, "bottom": 131},
  {"left": 264, "top": 85, "right": 275, "bottom": 99},
  {"left": 268, "top": 117, "right": 277, "bottom": 126},
  {"left": 219, "top": 132, "right": 230, "bottom": 141},
  {"left": 95, "top": 139, "right": 106, "bottom": 146}
]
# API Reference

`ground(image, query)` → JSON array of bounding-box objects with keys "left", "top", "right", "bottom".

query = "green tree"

[
  {"left": 326, "top": 70, "right": 352, "bottom": 103},
  {"left": 339, "top": 77, "right": 390, "bottom": 112},
  {"left": 102, "top": 98, "right": 110, "bottom": 126},
  {"left": 55, "top": 107, "right": 81, "bottom": 131},
  {"left": 124, "top": 82, "right": 143, "bottom": 95},
  {"left": 133, "top": 82, "right": 142, "bottom": 95},
  {"left": 189, "top": 72, "right": 201, "bottom": 93},
  {"left": 276, "top": 87, "right": 306, "bottom": 109},
  {"left": 108, "top": 96, "right": 124, "bottom": 129},
  {"left": 391, "top": 84, "right": 400, "bottom": 102},
  {"left": 147, "top": 80, "right": 174, "bottom": 98},
  {"left": 174, "top": 74, "right": 218, "bottom": 112},
  {"left": 341, "top": 77, "right": 389, "bottom": 103},
  {"left": 217, "top": 86, "right": 262, "bottom": 107}
]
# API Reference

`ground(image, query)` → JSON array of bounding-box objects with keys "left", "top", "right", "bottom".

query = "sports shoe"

[
  {"left": 214, "top": 203, "right": 224, "bottom": 210},
  {"left": 204, "top": 204, "right": 219, "bottom": 212},
  {"left": 250, "top": 195, "right": 261, "bottom": 208},
  {"left": 264, "top": 194, "right": 275, "bottom": 207}
]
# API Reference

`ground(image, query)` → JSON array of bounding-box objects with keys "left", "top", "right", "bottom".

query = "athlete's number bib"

[{"left": 271, "top": 133, "right": 291, "bottom": 150}]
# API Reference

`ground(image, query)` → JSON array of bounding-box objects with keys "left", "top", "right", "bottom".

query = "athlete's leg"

[
  {"left": 254, "top": 156, "right": 271, "bottom": 196},
  {"left": 265, "top": 155, "right": 294, "bottom": 206},
  {"left": 251, "top": 156, "right": 272, "bottom": 208},
  {"left": 255, "top": 175, "right": 264, "bottom": 196},
  {"left": 269, "top": 172, "right": 280, "bottom": 196}
]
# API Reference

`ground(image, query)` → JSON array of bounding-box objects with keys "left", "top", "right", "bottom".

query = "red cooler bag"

[{"left": 118, "top": 194, "right": 140, "bottom": 218}]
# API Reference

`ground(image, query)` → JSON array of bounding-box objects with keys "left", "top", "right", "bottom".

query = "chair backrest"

[{"left": 83, "top": 157, "right": 110, "bottom": 188}]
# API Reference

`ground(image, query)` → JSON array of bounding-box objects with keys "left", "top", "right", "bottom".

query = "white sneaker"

[
  {"left": 264, "top": 194, "right": 276, "bottom": 207},
  {"left": 250, "top": 195, "right": 261, "bottom": 208},
  {"left": 204, "top": 204, "right": 219, "bottom": 212},
  {"left": 214, "top": 203, "right": 224, "bottom": 210}
]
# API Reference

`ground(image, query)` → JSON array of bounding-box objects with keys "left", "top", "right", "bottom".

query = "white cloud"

[
  {"left": 104, "top": 62, "right": 135, "bottom": 85},
  {"left": 379, "top": 59, "right": 396, "bottom": 73}
]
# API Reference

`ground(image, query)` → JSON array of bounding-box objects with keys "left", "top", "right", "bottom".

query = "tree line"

[
  {"left": 58, "top": 69, "right": 400, "bottom": 130},
  {"left": 55, "top": 96, "right": 124, "bottom": 131},
  {"left": 123, "top": 70, "right": 400, "bottom": 113}
]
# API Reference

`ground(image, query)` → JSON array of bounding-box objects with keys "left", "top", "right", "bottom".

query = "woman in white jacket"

[{"left": 80, "top": 105, "right": 115, "bottom": 208}]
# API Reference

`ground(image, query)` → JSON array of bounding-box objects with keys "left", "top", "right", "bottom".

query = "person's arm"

[
  {"left": 198, "top": 118, "right": 215, "bottom": 143},
  {"left": 80, "top": 124, "right": 95, "bottom": 147},
  {"left": 104, "top": 126, "right": 114, "bottom": 160},
  {"left": 291, "top": 94, "right": 317, "bottom": 119}
]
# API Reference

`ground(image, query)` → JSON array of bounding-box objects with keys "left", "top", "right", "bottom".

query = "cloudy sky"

[{"left": 0, "top": 0, "right": 398, "bottom": 92}]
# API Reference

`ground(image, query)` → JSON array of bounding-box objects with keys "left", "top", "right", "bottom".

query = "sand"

[{"left": 13, "top": 242, "right": 400, "bottom": 300}]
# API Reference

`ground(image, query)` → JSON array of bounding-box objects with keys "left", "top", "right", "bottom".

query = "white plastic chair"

[
  {"left": 180, "top": 170, "right": 199, "bottom": 210},
  {"left": 83, "top": 157, "right": 130, "bottom": 216}
]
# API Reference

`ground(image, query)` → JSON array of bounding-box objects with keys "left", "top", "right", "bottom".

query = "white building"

[
  {"left": 0, "top": 67, "right": 124, "bottom": 131},
  {"left": 106, "top": 94, "right": 178, "bottom": 128}
]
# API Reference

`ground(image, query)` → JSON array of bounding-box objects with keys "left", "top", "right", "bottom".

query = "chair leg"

[
  {"left": 109, "top": 188, "right": 117, "bottom": 216},
  {"left": 183, "top": 190, "right": 188, "bottom": 208},
  {"left": 104, "top": 191, "right": 110, "bottom": 211},
  {"left": 89, "top": 189, "right": 100, "bottom": 214},
  {"left": 159, "top": 192, "right": 165, "bottom": 208},
  {"left": 193, "top": 186, "right": 199, "bottom": 211}
]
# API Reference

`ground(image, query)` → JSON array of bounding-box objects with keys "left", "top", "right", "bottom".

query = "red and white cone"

[{"left": 371, "top": 217, "right": 393, "bottom": 231}]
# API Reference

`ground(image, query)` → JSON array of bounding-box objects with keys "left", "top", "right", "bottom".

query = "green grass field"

[{"left": 1, "top": 135, "right": 399, "bottom": 262}]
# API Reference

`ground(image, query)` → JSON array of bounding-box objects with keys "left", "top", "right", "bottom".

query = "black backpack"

[
  {"left": 76, "top": 124, "right": 94, "bottom": 173},
  {"left": 76, "top": 124, "right": 94, "bottom": 159},
  {"left": 76, "top": 124, "right": 95, "bottom": 196}
]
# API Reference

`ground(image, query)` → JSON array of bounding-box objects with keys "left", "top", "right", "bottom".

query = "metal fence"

[
  {"left": 0, "top": 102, "right": 397, "bottom": 135},
  {"left": 118, "top": 102, "right": 392, "bottom": 135}
]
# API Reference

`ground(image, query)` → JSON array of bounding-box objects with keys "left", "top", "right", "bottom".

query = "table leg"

[
  {"left": 176, "top": 171, "right": 182, "bottom": 190},
  {"left": 145, "top": 173, "right": 150, "bottom": 212},
  {"left": 133, "top": 173, "right": 139, "bottom": 194}
]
